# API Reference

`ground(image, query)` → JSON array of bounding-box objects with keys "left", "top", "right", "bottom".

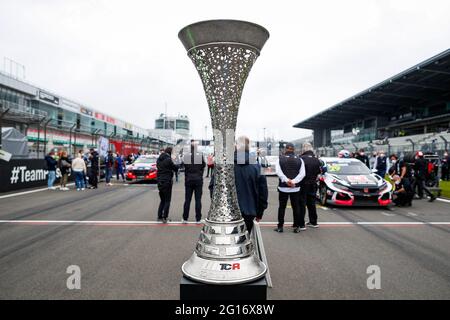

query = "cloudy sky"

[{"left": 1, "top": 0, "right": 450, "bottom": 141}]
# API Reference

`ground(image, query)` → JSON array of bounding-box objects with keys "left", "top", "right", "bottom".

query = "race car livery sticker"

[
  {"left": 346, "top": 175, "right": 375, "bottom": 185},
  {"left": 328, "top": 163, "right": 348, "bottom": 172}
]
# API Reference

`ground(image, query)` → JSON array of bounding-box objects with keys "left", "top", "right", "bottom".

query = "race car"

[
  {"left": 260, "top": 155, "right": 278, "bottom": 176},
  {"left": 126, "top": 155, "right": 158, "bottom": 182},
  {"left": 317, "top": 157, "right": 392, "bottom": 206}
]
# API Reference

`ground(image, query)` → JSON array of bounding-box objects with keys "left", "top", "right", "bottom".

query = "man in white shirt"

[{"left": 274, "top": 143, "right": 306, "bottom": 233}]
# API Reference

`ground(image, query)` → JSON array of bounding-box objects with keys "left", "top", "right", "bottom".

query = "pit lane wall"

[{"left": 0, "top": 159, "right": 72, "bottom": 193}]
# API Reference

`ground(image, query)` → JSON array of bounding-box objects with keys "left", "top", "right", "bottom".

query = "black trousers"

[
  {"left": 242, "top": 214, "right": 255, "bottom": 235},
  {"left": 402, "top": 178, "right": 414, "bottom": 205},
  {"left": 158, "top": 181, "right": 173, "bottom": 219},
  {"left": 278, "top": 191, "right": 301, "bottom": 228},
  {"left": 442, "top": 166, "right": 449, "bottom": 180},
  {"left": 299, "top": 184, "right": 318, "bottom": 226},
  {"left": 90, "top": 170, "right": 98, "bottom": 188},
  {"left": 393, "top": 191, "right": 412, "bottom": 206},
  {"left": 206, "top": 165, "right": 214, "bottom": 177},
  {"left": 183, "top": 180, "right": 203, "bottom": 221},
  {"left": 116, "top": 168, "right": 124, "bottom": 181},
  {"left": 415, "top": 177, "right": 433, "bottom": 198}
]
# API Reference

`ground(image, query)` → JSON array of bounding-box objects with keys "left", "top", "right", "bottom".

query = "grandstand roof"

[{"left": 293, "top": 48, "right": 450, "bottom": 130}]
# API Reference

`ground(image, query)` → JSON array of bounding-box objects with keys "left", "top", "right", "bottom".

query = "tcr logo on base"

[{"left": 220, "top": 263, "right": 240, "bottom": 270}]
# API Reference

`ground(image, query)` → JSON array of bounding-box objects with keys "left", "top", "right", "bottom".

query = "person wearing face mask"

[
  {"left": 388, "top": 154, "right": 399, "bottom": 176},
  {"left": 355, "top": 149, "right": 370, "bottom": 168},
  {"left": 374, "top": 151, "right": 387, "bottom": 178}
]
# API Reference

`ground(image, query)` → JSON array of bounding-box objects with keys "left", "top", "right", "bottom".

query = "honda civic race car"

[
  {"left": 126, "top": 155, "right": 158, "bottom": 182},
  {"left": 317, "top": 157, "right": 392, "bottom": 206}
]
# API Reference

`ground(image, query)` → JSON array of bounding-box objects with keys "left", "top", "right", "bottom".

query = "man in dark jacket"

[
  {"left": 208, "top": 136, "right": 268, "bottom": 234},
  {"left": 388, "top": 154, "right": 399, "bottom": 176},
  {"left": 398, "top": 158, "right": 414, "bottom": 206},
  {"left": 89, "top": 148, "right": 99, "bottom": 189},
  {"left": 414, "top": 151, "right": 436, "bottom": 202},
  {"left": 275, "top": 143, "right": 305, "bottom": 233},
  {"left": 442, "top": 150, "right": 449, "bottom": 181},
  {"left": 299, "top": 143, "right": 322, "bottom": 228},
  {"left": 234, "top": 136, "right": 268, "bottom": 234},
  {"left": 45, "top": 151, "right": 58, "bottom": 189},
  {"left": 355, "top": 149, "right": 370, "bottom": 168},
  {"left": 156, "top": 147, "right": 178, "bottom": 223},
  {"left": 392, "top": 175, "right": 414, "bottom": 206},
  {"left": 182, "top": 141, "right": 206, "bottom": 223},
  {"left": 375, "top": 151, "right": 387, "bottom": 178}
]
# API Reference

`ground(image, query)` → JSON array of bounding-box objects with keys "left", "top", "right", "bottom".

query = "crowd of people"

[
  {"left": 44, "top": 139, "right": 446, "bottom": 233},
  {"left": 153, "top": 138, "right": 322, "bottom": 234},
  {"left": 44, "top": 148, "right": 135, "bottom": 191}
]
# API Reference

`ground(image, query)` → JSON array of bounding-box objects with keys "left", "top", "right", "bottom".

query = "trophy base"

[
  {"left": 181, "top": 251, "right": 267, "bottom": 285},
  {"left": 180, "top": 275, "right": 267, "bottom": 300}
]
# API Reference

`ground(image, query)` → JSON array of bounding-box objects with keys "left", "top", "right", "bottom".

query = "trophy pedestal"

[{"left": 180, "top": 276, "right": 267, "bottom": 300}]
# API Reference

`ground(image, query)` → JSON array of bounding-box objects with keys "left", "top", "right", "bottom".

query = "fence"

[{"left": 317, "top": 131, "right": 450, "bottom": 158}]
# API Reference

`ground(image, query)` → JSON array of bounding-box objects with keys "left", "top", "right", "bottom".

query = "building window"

[
  {"left": 155, "top": 119, "right": 164, "bottom": 129},
  {"left": 165, "top": 120, "right": 175, "bottom": 130},
  {"left": 176, "top": 119, "right": 190, "bottom": 130}
]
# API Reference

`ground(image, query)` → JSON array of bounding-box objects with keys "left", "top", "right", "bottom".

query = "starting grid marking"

[
  {"left": 0, "top": 183, "right": 76, "bottom": 199},
  {"left": 0, "top": 220, "right": 449, "bottom": 227}
]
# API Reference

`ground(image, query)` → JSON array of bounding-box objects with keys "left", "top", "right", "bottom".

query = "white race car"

[{"left": 317, "top": 157, "right": 392, "bottom": 206}]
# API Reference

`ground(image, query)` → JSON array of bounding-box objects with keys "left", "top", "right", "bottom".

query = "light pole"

[{"left": 263, "top": 127, "right": 266, "bottom": 148}]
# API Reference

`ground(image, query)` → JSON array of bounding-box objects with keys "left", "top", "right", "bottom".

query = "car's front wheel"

[{"left": 319, "top": 184, "right": 328, "bottom": 206}]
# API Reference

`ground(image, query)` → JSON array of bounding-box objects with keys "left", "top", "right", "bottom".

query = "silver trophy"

[{"left": 179, "top": 20, "right": 269, "bottom": 284}]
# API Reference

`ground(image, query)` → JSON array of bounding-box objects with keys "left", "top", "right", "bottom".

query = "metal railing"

[
  {"left": 0, "top": 99, "right": 48, "bottom": 120},
  {"left": 318, "top": 134, "right": 450, "bottom": 158}
]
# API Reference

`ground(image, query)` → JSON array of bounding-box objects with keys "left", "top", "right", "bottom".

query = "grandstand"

[{"left": 293, "top": 48, "right": 450, "bottom": 157}]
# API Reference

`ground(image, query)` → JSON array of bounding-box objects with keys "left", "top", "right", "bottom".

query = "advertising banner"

[
  {"left": 39, "top": 91, "right": 60, "bottom": 105},
  {"left": 98, "top": 137, "right": 109, "bottom": 157},
  {"left": 0, "top": 159, "right": 71, "bottom": 193},
  {"left": 95, "top": 112, "right": 105, "bottom": 121},
  {"left": 80, "top": 107, "right": 94, "bottom": 117}
]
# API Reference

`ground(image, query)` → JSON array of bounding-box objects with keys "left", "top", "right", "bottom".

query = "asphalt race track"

[{"left": 0, "top": 176, "right": 449, "bottom": 299}]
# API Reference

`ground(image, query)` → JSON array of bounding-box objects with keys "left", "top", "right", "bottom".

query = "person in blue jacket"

[
  {"left": 45, "top": 151, "right": 58, "bottom": 189},
  {"left": 115, "top": 152, "right": 125, "bottom": 182}
]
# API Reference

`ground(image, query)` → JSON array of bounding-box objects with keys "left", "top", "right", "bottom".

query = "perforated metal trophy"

[{"left": 179, "top": 20, "right": 270, "bottom": 284}]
